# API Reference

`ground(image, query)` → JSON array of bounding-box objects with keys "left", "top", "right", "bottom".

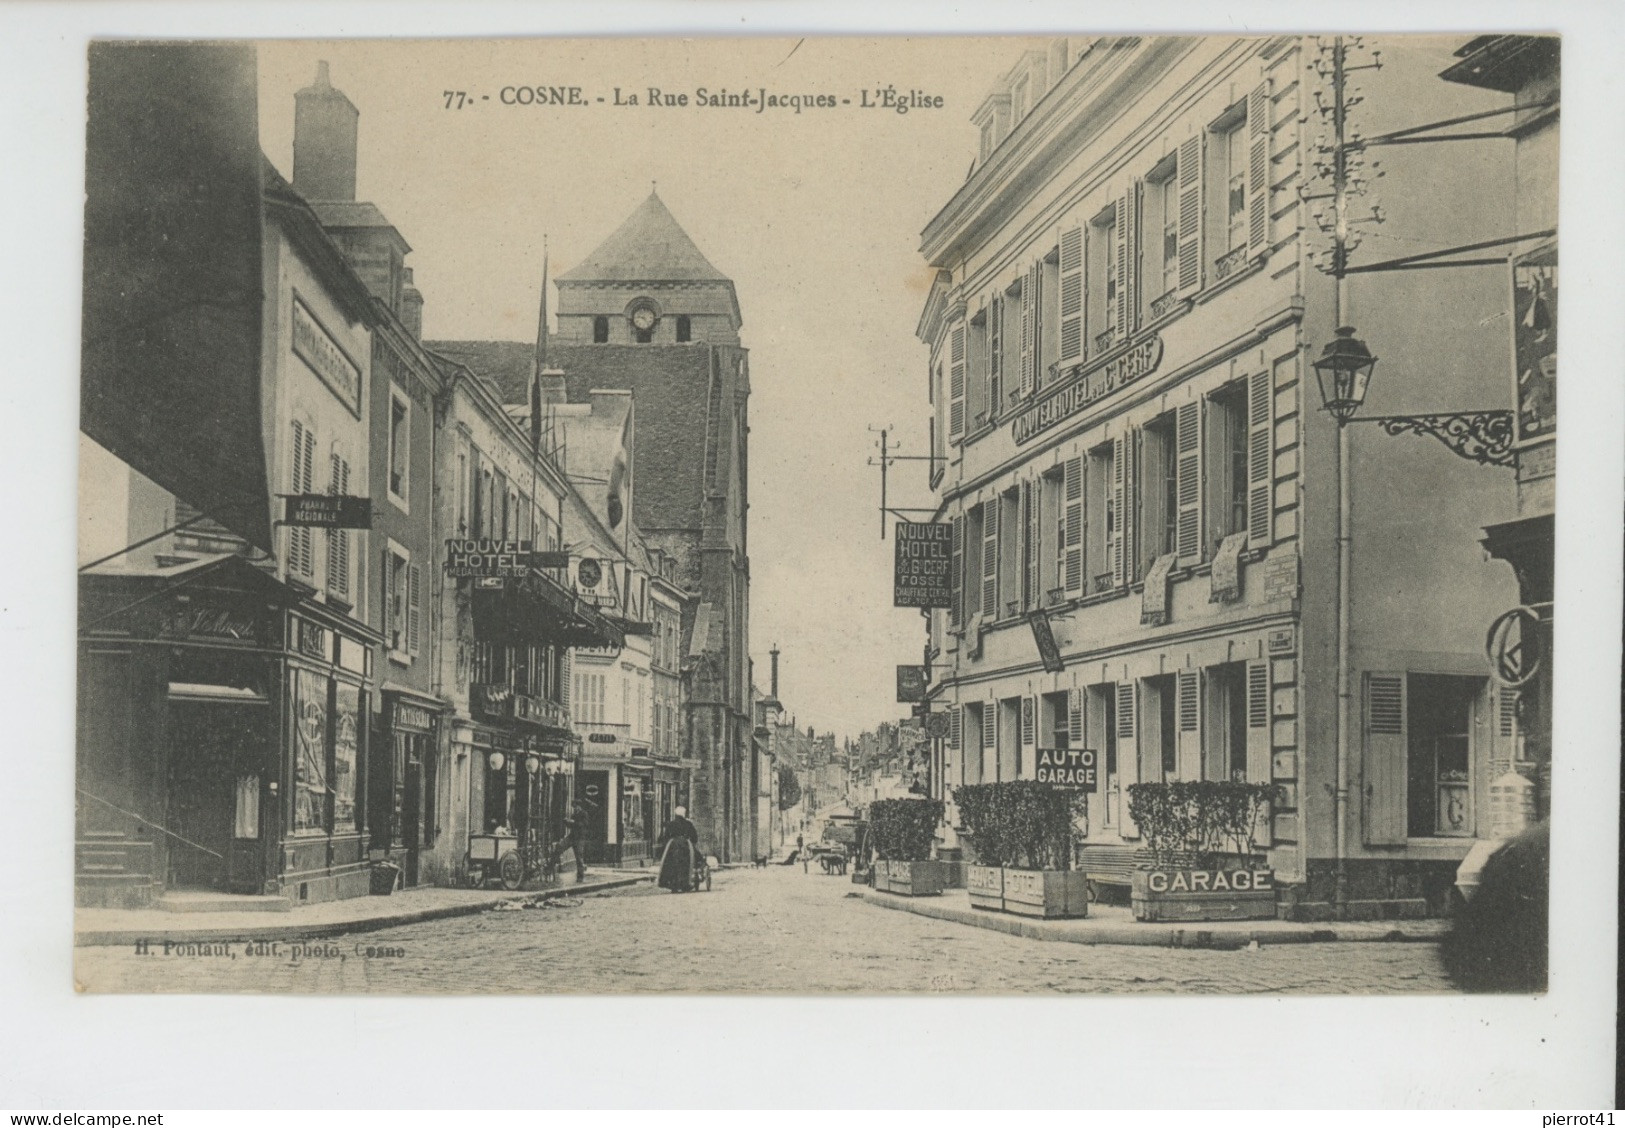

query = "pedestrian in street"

[
  {"left": 655, "top": 805, "right": 700, "bottom": 893},
  {"left": 561, "top": 798, "right": 592, "bottom": 882}
]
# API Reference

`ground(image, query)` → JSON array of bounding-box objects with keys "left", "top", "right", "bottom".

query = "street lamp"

[{"left": 1312, "top": 326, "right": 1379, "bottom": 423}]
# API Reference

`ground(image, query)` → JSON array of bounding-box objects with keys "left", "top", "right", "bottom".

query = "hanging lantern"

[
  {"left": 1312, "top": 326, "right": 1379, "bottom": 424},
  {"left": 488, "top": 751, "right": 506, "bottom": 772},
  {"left": 525, "top": 754, "right": 542, "bottom": 775}
]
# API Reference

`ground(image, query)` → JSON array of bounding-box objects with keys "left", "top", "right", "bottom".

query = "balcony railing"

[
  {"left": 1094, "top": 572, "right": 1115, "bottom": 594},
  {"left": 1149, "top": 288, "right": 1181, "bottom": 321},
  {"left": 1094, "top": 327, "right": 1117, "bottom": 354},
  {"left": 471, "top": 683, "right": 569, "bottom": 730}
]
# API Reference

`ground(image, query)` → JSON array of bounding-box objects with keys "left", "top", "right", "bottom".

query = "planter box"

[
  {"left": 1001, "top": 868, "right": 1090, "bottom": 919},
  {"left": 874, "top": 859, "right": 944, "bottom": 897},
  {"left": 1131, "top": 866, "right": 1278, "bottom": 922},
  {"left": 966, "top": 864, "right": 1004, "bottom": 910}
]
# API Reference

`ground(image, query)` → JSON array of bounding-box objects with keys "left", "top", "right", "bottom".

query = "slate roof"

[
  {"left": 557, "top": 191, "right": 729, "bottom": 284},
  {"left": 425, "top": 339, "right": 716, "bottom": 531}
]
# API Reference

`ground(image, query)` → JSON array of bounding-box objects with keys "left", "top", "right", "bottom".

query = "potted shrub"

[
  {"left": 868, "top": 798, "right": 945, "bottom": 896},
  {"left": 954, "top": 782, "right": 1089, "bottom": 918},
  {"left": 1126, "top": 780, "right": 1280, "bottom": 922}
]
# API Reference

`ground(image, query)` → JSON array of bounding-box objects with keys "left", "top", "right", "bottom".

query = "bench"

[{"left": 1076, "top": 845, "right": 1144, "bottom": 903}]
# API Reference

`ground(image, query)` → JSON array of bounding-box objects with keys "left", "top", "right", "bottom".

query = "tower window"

[
  {"left": 676, "top": 315, "right": 692, "bottom": 343},
  {"left": 635, "top": 326, "right": 653, "bottom": 344},
  {"left": 593, "top": 316, "right": 609, "bottom": 344}
]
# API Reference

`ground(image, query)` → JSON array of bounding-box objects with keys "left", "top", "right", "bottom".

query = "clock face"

[{"left": 631, "top": 307, "right": 656, "bottom": 331}]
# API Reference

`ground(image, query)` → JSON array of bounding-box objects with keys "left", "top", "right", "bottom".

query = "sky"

[{"left": 256, "top": 37, "right": 1040, "bottom": 742}]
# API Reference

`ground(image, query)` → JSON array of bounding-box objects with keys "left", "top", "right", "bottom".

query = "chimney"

[
  {"left": 400, "top": 267, "right": 423, "bottom": 338},
  {"left": 293, "top": 61, "right": 359, "bottom": 201},
  {"left": 539, "top": 368, "right": 568, "bottom": 405},
  {"left": 769, "top": 645, "right": 780, "bottom": 701}
]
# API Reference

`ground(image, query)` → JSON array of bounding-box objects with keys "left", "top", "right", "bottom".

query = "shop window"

[
  {"left": 292, "top": 669, "right": 328, "bottom": 833},
  {"left": 388, "top": 388, "right": 410, "bottom": 509},
  {"left": 593, "top": 316, "right": 610, "bottom": 343},
  {"left": 333, "top": 682, "right": 360, "bottom": 830},
  {"left": 1206, "top": 379, "right": 1250, "bottom": 552}
]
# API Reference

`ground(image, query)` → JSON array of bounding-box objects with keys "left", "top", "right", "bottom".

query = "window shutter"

[
  {"left": 1176, "top": 668, "right": 1201, "bottom": 782},
  {"left": 407, "top": 562, "right": 422, "bottom": 655},
  {"left": 1497, "top": 686, "right": 1518, "bottom": 740},
  {"left": 1062, "top": 456, "right": 1084, "bottom": 597},
  {"left": 981, "top": 501, "right": 998, "bottom": 617},
  {"left": 1246, "top": 369, "right": 1273, "bottom": 548},
  {"left": 1113, "top": 192, "right": 1131, "bottom": 336},
  {"left": 1116, "top": 681, "right": 1140, "bottom": 837},
  {"left": 1361, "top": 672, "right": 1408, "bottom": 846},
  {"left": 1059, "top": 226, "right": 1085, "bottom": 363},
  {"left": 560, "top": 651, "right": 571, "bottom": 712},
  {"left": 1108, "top": 439, "right": 1125, "bottom": 587},
  {"left": 1175, "top": 401, "right": 1203, "bottom": 561},
  {"left": 1246, "top": 80, "right": 1272, "bottom": 259},
  {"left": 948, "top": 324, "right": 966, "bottom": 438},
  {"left": 981, "top": 700, "right": 997, "bottom": 753},
  {"left": 326, "top": 453, "right": 350, "bottom": 598},
  {"left": 1244, "top": 660, "right": 1273, "bottom": 843},
  {"left": 1021, "top": 479, "right": 1038, "bottom": 609},
  {"left": 989, "top": 295, "right": 1003, "bottom": 410},
  {"left": 1067, "top": 688, "right": 1084, "bottom": 745},
  {"left": 949, "top": 514, "right": 965, "bottom": 627},
  {"left": 1176, "top": 134, "right": 1205, "bottom": 295},
  {"left": 1018, "top": 269, "right": 1035, "bottom": 399},
  {"left": 949, "top": 705, "right": 962, "bottom": 750},
  {"left": 1021, "top": 696, "right": 1036, "bottom": 749}
]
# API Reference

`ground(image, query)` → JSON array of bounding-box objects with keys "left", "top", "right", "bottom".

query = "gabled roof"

[{"left": 557, "top": 191, "right": 730, "bottom": 284}]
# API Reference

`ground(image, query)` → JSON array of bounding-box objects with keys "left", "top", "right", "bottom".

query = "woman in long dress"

[{"left": 656, "top": 806, "right": 700, "bottom": 892}]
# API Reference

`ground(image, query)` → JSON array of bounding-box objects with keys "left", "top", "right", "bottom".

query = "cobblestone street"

[{"left": 75, "top": 866, "right": 1456, "bottom": 994}]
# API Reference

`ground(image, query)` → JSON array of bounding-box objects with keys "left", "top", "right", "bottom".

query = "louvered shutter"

[
  {"left": 948, "top": 324, "right": 966, "bottom": 439},
  {"left": 1122, "top": 430, "right": 1139, "bottom": 583},
  {"left": 1362, "top": 672, "right": 1408, "bottom": 846},
  {"left": 1021, "top": 479, "right": 1038, "bottom": 609},
  {"left": 1246, "top": 369, "right": 1273, "bottom": 548},
  {"left": 1176, "top": 669, "right": 1201, "bottom": 781},
  {"left": 407, "top": 563, "right": 422, "bottom": 655},
  {"left": 1175, "top": 401, "right": 1203, "bottom": 561},
  {"left": 1245, "top": 660, "right": 1273, "bottom": 844},
  {"left": 1246, "top": 80, "right": 1272, "bottom": 259},
  {"left": 1063, "top": 456, "right": 1084, "bottom": 597},
  {"left": 1107, "top": 439, "right": 1125, "bottom": 587},
  {"left": 326, "top": 453, "right": 350, "bottom": 598},
  {"left": 1176, "top": 134, "right": 1205, "bottom": 295},
  {"left": 1019, "top": 267, "right": 1036, "bottom": 398},
  {"left": 1067, "top": 688, "right": 1084, "bottom": 745},
  {"left": 989, "top": 294, "right": 1003, "bottom": 410},
  {"left": 1113, "top": 192, "right": 1131, "bottom": 337},
  {"left": 982, "top": 700, "right": 997, "bottom": 758},
  {"left": 981, "top": 502, "right": 998, "bottom": 617},
  {"left": 1059, "top": 226, "right": 1085, "bottom": 363},
  {"left": 288, "top": 420, "right": 315, "bottom": 578},
  {"left": 1021, "top": 696, "right": 1036, "bottom": 749},
  {"left": 559, "top": 651, "right": 571, "bottom": 713},
  {"left": 1116, "top": 681, "right": 1140, "bottom": 837},
  {"left": 949, "top": 514, "right": 965, "bottom": 628},
  {"left": 949, "top": 705, "right": 962, "bottom": 751}
]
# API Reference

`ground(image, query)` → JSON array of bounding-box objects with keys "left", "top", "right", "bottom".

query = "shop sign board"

[
  {"left": 1028, "top": 610, "right": 1065, "bottom": 673},
  {"left": 282, "top": 493, "right": 372, "bottom": 529},
  {"left": 446, "top": 538, "right": 534, "bottom": 578},
  {"left": 392, "top": 701, "right": 435, "bottom": 733},
  {"left": 1510, "top": 243, "right": 1557, "bottom": 446},
  {"left": 292, "top": 297, "right": 363, "bottom": 418},
  {"left": 895, "top": 665, "right": 928, "bottom": 703},
  {"left": 893, "top": 521, "right": 952, "bottom": 608},
  {"left": 1034, "top": 747, "right": 1097, "bottom": 788},
  {"left": 1013, "top": 333, "right": 1164, "bottom": 445},
  {"left": 1143, "top": 868, "right": 1273, "bottom": 894}
]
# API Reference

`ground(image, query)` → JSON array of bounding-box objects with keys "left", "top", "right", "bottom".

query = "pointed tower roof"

[{"left": 558, "top": 191, "right": 729, "bottom": 283}]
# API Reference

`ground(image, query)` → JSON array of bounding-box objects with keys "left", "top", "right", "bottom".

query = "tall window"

[
  {"left": 1039, "top": 250, "right": 1060, "bottom": 384},
  {"left": 1207, "top": 380, "right": 1250, "bottom": 551},
  {"left": 593, "top": 316, "right": 610, "bottom": 343},
  {"left": 676, "top": 315, "right": 692, "bottom": 342},
  {"left": 963, "top": 504, "right": 986, "bottom": 618},
  {"left": 1087, "top": 442, "right": 1113, "bottom": 593},
  {"left": 1141, "top": 412, "right": 1179, "bottom": 568},
  {"left": 287, "top": 419, "right": 317, "bottom": 579},
  {"left": 388, "top": 389, "right": 410, "bottom": 507},
  {"left": 456, "top": 448, "right": 469, "bottom": 534},
  {"left": 1224, "top": 122, "right": 1248, "bottom": 253},
  {"left": 997, "top": 487, "right": 1020, "bottom": 617},
  {"left": 1156, "top": 169, "right": 1180, "bottom": 300},
  {"left": 1012, "top": 76, "right": 1029, "bottom": 122},
  {"left": 1042, "top": 465, "right": 1066, "bottom": 599},
  {"left": 326, "top": 450, "right": 352, "bottom": 599},
  {"left": 978, "top": 120, "right": 994, "bottom": 163}
]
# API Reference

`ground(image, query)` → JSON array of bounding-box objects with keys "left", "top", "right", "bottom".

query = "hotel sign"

[
  {"left": 292, "top": 297, "right": 362, "bottom": 417},
  {"left": 446, "top": 539, "right": 534, "bottom": 578},
  {"left": 1012, "top": 333, "right": 1164, "bottom": 445},
  {"left": 892, "top": 521, "right": 953, "bottom": 608}
]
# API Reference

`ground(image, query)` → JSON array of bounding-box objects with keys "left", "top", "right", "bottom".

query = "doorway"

[
  {"left": 1408, "top": 675, "right": 1480, "bottom": 838},
  {"left": 166, "top": 702, "right": 263, "bottom": 892}
]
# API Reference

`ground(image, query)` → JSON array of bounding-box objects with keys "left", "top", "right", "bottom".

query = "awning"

[
  {"left": 471, "top": 568, "right": 624, "bottom": 650},
  {"left": 167, "top": 682, "right": 269, "bottom": 704}
]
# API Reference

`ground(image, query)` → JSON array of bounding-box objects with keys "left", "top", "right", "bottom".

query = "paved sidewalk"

[
  {"left": 75, "top": 873, "right": 652, "bottom": 947},
  {"left": 860, "top": 887, "right": 1448, "bottom": 949}
]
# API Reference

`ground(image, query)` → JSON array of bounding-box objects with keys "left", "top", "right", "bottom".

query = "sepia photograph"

[
  {"left": 2, "top": 2, "right": 1618, "bottom": 1111},
  {"left": 71, "top": 31, "right": 1564, "bottom": 997}
]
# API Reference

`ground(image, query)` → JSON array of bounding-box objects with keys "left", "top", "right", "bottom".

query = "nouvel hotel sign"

[
  {"left": 292, "top": 296, "right": 362, "bottom": 418},
  {"left": 1012, "top": 333, "right": 1164, "bottom": 445},
  {"left": 893, "top": 521, "right": 952, "bottom": 609},
  {"left": 446, "top": 539, "right": 534, "bottom": 579}
]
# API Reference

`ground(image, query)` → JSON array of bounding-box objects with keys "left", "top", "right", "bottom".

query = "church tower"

[{"left": 555, "top": 190, "right": 742, "bottom": 347}]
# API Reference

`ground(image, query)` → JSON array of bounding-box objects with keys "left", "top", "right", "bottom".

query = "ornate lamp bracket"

[{"left": 1356, "top": 410, "right": 1516, "bottom": 468}]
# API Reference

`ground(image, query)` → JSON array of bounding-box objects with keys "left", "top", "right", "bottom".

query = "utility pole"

[{"left": 866, "top": 424, "right": 942, "bottom": 539}]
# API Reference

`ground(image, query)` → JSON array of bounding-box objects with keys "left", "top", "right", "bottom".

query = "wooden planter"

[
  {"left": 966, "top": 865, "right": 1089, "bottom": 917},
  {"left": 966, "top": 864, "right": 1004, "bottom": 910},
  {"left": 1130, "top": 863, "right": 1278, "bottom": 922},
  {"left": 874, "top": 859, "right": 944, "bottom": 896},
  {"left": 1001, "top": 868, "right": 1090, "bottom": 919}
]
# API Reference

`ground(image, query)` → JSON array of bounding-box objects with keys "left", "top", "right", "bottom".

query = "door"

[
  {"left": 577, "top": 770, "right": 611, "bottom": 863},
  {"left": 402, "top": 739, "right": 423, "bottom": 887},
  {"left": 166, "top": 703, "right": 261, "bottom": 891}
]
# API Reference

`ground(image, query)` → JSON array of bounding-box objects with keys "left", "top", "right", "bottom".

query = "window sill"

[
  {"left": 1193, "top": 253, "right": 1268, "bottom": 306},
  {"left": 388, "top": 650, "right": 413, "bottom": 667}
]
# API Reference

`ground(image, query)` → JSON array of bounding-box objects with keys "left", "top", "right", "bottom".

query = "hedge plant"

[
  {"left": 868, "top": 798, "right": 944, "bottom": 862},
  {"left": 953, "top": 781, "right": 1085, "bottom": 871},
  {"left": 1125, "top": 780, "right": 1280, "bottom": 869}
]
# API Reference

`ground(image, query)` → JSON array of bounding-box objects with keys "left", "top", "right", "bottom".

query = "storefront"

[
  {"left": 371, "top": 688, "right": 446, "bottom": 887},
  {"left": 77, "top": 554, "right": 381, "bottom": 908}
]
